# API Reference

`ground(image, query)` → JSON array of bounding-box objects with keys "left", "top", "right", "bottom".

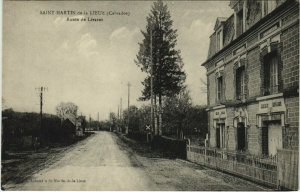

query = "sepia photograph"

[{"left": 1, "top": 0, "right": 299, "bottom": 191}]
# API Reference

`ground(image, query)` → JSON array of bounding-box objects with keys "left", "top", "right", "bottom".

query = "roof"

[
  {"left": 202, "top": 0, "right": 293, "bottom": 67},
  {"left": 214, "top": 17, "right": 227, "bottom": 30},
  {"left": 63, "top": 113, "right": 76, "bottom": 125}
]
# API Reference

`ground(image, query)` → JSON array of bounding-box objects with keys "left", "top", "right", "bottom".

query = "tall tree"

[{"left": 135, "top": 0, "right": 186, "bottom": 135}]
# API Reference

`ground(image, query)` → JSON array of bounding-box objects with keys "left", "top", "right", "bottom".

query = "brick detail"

[
  {"left": 226, "top": 107, "right": 236, "bottom": 150},
  {"left": 247, "top": 47, "right": 261, "bottom": 97},
  {"left": 224, "top": 62, "right": 234, "bottom": 100},
  {"left": 246, "top": 103, "right": 261, "bottom": 155},
  {"left": 281, "top": 23, "right": 299, "bottom": 90},
  {"left": 208, "top": 73, "right": 216, "bottom": 106},
  {"left": 285, "top": 97, "right": 299, "bottom": 149}
]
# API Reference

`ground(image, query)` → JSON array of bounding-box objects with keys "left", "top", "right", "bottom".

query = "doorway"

[
  {"left": 237, "top": 122, "right": 246, "bottom": 151},
  {"left": 262, "top": 120, "right": 282, "bottom": 156},
  {"left": 268, "top": 121, "right": 282, "bottom": 156}
]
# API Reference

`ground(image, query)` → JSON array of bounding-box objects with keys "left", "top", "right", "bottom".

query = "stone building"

[{"left": 202, "top": 0, "right": 299, "bottom": 156}]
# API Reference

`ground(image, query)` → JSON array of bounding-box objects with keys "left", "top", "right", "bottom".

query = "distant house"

[{"left": 61, "top": 114, "right": 76, "bottom": 139}]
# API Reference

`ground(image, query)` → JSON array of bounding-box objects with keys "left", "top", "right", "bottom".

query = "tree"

[
  {"left": 109, "top": 112, "right": 118, "bottom": 131},
  {"left": 135, "top": 0, "right": 186, "bottom": 135},
  {"left": 122, "top": 105, "right": 139, "bottom": 133},
  {"left": 162, "top": 88, "right": 192, "bottom": 139},
  {"left": 55, "top": 102, "right": 78, "bottom": 120}
]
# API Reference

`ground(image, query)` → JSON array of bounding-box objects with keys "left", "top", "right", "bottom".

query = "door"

[
  {"left": 237, "top": 122, "right": 246, "bottom": 151},
  {"left": 262, "top": 127, "right": 268, "bottom": 155},
  {"left": 216, "top": 127, "right": 220, "bottom": 148},
  {"left": 268, "top": 121, "right": 282, "bottom": 156}
]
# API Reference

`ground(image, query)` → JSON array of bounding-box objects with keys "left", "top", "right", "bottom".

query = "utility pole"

[
  {"left": 127, "top": 82, "right": 131, "bottom": 134},
  {"left": 36, "top": 86, "right": 47, "bottom": 145}
]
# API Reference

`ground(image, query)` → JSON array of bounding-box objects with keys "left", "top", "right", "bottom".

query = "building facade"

[{"left": 202, "top": 0, "right": 299, "bottom": 156}]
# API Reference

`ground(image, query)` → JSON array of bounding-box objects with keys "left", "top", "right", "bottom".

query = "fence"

[
  {"left": 187, "top": 145, "right": 278, "bottom": 188},
  {"left": 277, "top": 149, "right": 298, "bottom": 190}
]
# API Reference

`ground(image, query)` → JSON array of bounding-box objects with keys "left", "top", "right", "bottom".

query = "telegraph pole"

[
  {"left": 36, "top": 86, "right": 47, "bottom": 145},
  {"left": 127, "top": 82, "right": 131, "bottom": 134}
]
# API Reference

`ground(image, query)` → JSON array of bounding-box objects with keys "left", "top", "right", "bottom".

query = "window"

[
  {"left": 216, "top": 30, "right": 222, "bottom": 51},
  {"left": 263, "top": 52, "right": 279, "bottom": 95},
  {"left": 236, "top": 66, "right": 245, "bottom": 100},
  {"left": 217, "top": 76, "right": 223, "bottom": 102},
  {"left": 236, "top": 9, "right": 244, "bottom": 37},
  {"left": 216, "top": 123, "right": 226, "bottom": 149}
]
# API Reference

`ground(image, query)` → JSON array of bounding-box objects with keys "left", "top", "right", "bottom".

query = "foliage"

[
  {"left": 2, "top": 108, "right": 79, "bottom": 150},
  {"left": 162, "top": 89, "right": 208, "bottom": 139},
  {"left": 135, "top": 0, "right": 186, "bottom": 100},
  {"left": 122, "top": 105, "right": 151, "bottom": 134},
  {"left": 55, "top": 102, "right": 78, "bottom": 119}
]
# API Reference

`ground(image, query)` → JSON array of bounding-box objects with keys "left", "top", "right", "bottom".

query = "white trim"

[
  {"left": 212, "top": 105, "right": 226, "bottom": 110},
  {"left": 256, "top": 93, "right": 283, "bottom": 101}
]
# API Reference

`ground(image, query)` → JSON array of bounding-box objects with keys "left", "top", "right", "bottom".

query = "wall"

[
  {"left": 281, "top": 22, "right": 299, "bottom": 91},
  {"left": 226, "top": 107, "right": 236, "bottom": 150},
  {"left": 285, "top": 97, "right": 299, "bottom": 149},
  {"left": 247, "top": 103, "right": 261, "bottom": 154},
  {"left": 246, "top": 47, "right": 261, "bottom": 98},
  {"left": 208, "top": 73, "right": 216, "bottom": 106},
  {"left": 224, "top": 61, "right": 235, "bottom": 100},
  {"left": 209, "top": 111, "right": 216, "bottom": 147}
]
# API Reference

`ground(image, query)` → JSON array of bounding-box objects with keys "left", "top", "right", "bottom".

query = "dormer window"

[
  {"left": 216, "top": 30, "right": 223, "bottom": 51},
  {"left": 236, "top": 9, "right": 244, "bottom": 37},
  {"left": 214, "top": 18, "right": 225, "bottom": 51}
]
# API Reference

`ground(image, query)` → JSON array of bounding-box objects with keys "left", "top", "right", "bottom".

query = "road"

[{"left": 11, "top": 132, "right": 270, "bottom": 191}]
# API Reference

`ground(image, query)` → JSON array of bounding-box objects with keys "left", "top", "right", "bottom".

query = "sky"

[{"left": 3, "top": 1, "right": 232, "bottom": 120}]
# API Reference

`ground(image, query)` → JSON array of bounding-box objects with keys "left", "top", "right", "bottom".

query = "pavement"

[{"left": 6, "top": 131, "right": 271, "bottom": 191}]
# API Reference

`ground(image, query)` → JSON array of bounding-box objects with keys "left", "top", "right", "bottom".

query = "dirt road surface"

[{"left": 8, "top": 132, "right": 270, "bottom": 191}]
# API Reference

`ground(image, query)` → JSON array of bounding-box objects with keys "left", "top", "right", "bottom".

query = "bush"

[{"left": 151, "top": 136, "right": 187, "bottom": 159}]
